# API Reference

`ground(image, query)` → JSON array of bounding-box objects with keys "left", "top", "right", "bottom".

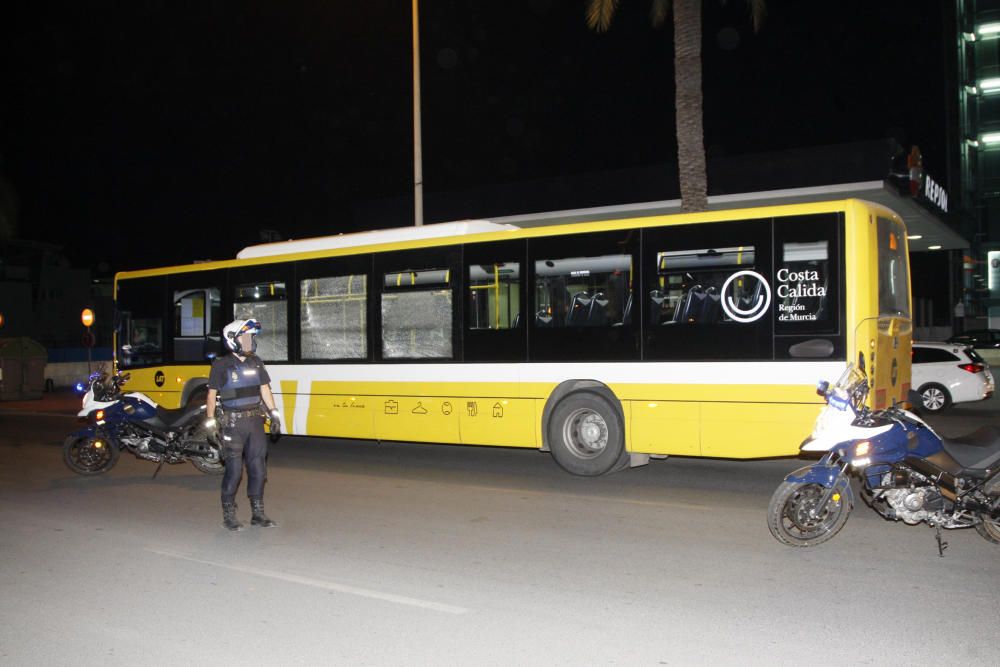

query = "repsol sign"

[{"left": 923, "top": 174, "right": 948, "bottom": 214}]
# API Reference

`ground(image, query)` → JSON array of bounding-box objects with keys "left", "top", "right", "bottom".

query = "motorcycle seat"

[
  {"left": 145, "top": 404, "right": 205, "bottom": 432},
  {"left": 941, "top": 425, "right": 1000, "bottom": 470}
]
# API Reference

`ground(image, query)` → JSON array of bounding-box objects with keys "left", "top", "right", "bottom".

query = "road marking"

[
  {"left": 340, "top": 473, "right": 713, "bottom": 511},
  {"left": 0, "top": 411, "right": 78, "bottom": 419},
  {"left": 468, "top": 484, "right": 713, "bottom": 511},
  {"left": 146, "top": 548, "right": 469, "bottom": 615}
]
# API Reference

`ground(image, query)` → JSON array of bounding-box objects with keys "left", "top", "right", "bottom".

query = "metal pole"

[
  {"left": 86, "top": 326, "right": 92, "bottom": 375},
  {"left": 412, "top": 0, "right": 424, "bottom": 226}
]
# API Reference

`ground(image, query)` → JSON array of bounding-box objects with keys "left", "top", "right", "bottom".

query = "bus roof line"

[
  {"left": 488, "top": 181, "right": 885, "bottom": 227},
  {"left": 236, "top": 220, "right": 521, "bottom": 260},
  {"left": 116, "top": 196, "right": 874, "bottom": 281}
]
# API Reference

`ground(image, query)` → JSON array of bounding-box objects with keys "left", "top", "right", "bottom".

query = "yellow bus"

[{"left": 113, "top": 198, "right": 912, "bottom": 475}]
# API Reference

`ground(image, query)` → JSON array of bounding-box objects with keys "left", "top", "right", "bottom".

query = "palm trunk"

[{"left": 672, "top": 0, "right": 708, "bottom": 212}]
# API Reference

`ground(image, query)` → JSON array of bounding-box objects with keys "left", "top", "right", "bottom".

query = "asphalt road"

[{"left": 1, "top": 400, "right": 999, "bottom": 666}]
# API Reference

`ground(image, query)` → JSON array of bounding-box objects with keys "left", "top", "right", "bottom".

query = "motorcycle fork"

[{"left": 811, "top": 459, "right": 851, "bottom": 520}]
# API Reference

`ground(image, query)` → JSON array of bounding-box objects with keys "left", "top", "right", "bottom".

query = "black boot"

[
  {"left": 222, "top": 501, "right": 244, "bottom": 531},
  {"left": 250, "top": 497, "right": 276, "bottom": 528}
]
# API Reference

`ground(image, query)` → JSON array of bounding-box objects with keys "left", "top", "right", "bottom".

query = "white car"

[{"left": 911, "top": 341, "right": 995, "bottom": 412}]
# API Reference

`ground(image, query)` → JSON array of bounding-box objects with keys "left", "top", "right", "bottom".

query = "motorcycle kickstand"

[
  {"left": 151, "top": 459, "right": 166, "bottom": 480},
  {"left": 934, "top": 523, "right": 948, "bottom": 557}
]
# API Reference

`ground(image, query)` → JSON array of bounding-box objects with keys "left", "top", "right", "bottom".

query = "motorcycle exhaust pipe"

[{"left": 905, "top": 456, "right": 958, "bottom": 502}]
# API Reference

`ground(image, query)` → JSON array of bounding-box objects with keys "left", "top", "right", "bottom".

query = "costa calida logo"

[{"left": 720, "top": 270, "right": 772, "bottom": 323}]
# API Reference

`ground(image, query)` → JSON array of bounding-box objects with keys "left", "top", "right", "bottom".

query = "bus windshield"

[{"left": 877, "top": 217, "right": 910, "bottom": 318}]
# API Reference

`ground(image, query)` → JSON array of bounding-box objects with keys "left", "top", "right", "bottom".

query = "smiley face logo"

[{"left": 720, "top": 270, "right": 772, "bottom": 323}]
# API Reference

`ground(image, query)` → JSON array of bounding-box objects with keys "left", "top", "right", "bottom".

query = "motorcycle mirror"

[{"left": 816, "top": 380, "right": 830, "bottom": 396}]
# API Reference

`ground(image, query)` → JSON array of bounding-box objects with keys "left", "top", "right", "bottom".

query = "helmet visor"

[{"left": 238, "top": 319, "right": 261, "bottom": 336}]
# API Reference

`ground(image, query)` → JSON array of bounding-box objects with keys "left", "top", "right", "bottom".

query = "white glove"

[
  {"left": 268, "top": 410, "right": 282, "bottom": 439},
  {"left": 204, "top": 418, "right": 220, "bottom": 444}
]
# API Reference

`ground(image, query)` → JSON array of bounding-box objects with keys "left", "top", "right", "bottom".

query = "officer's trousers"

[{"left": 220, "top": 415, "right": 268, "bottom": 504}]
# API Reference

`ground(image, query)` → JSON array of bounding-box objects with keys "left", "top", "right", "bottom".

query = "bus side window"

[
  {"left": 173, "top": 288, "right": 222, "bottom": 362},
  {"left": 467, "top": 262, "right": 520, "bottom": 330},
  {"left": 533, "top": 254, "right": 633, "bottom": 328},
  {"left": 117, "top": 276, "right": 166, "bottom": 368},
  {"left": 655, "top": 246, "right": 757, "bottom": 325},
  {"left": 233, "top": 280, "right": 289, "bottom": 361},
  {"left": 774, "top": 214, "right": 841, "bottom": 338},
  {"left": 300, "top": 274, "right": 368, "bottom": 360},
  {"left": 382, "top": 268, "right": 453, "bottom": 359}
]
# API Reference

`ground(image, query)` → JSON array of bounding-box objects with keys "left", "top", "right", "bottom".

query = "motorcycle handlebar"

[{"left": 89, "top": 369, "right": 129, "bottom": 401}]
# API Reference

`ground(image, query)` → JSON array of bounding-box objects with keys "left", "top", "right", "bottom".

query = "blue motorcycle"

[
  {"left": 768, "top": 364, "right": 1000, "bottom": 554},
  {"left": 63, "top": 369, "right": 224, "bottom": 477}
]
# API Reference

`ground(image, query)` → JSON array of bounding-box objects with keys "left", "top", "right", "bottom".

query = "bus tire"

[{"left": 547, "top": 392, "right": 627, "bottom": 476}]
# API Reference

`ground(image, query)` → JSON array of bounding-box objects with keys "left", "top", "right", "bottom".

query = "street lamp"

[
  {"left": 81, "top": 308, "right": 95, "bottom": 373},
  {"left": 413, "top": 0, "right": 423, "bottom": 226}
]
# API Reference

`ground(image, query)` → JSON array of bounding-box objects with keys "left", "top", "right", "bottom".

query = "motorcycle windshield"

[{"left": 827, "top": 363, "right": 868, "bottom": 410}]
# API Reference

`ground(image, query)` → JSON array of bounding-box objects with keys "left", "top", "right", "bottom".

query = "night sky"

[{"left": 1, "top": 1, "right": 948, "bottom": 273}]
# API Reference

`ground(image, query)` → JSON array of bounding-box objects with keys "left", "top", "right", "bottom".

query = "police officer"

[{"left": 205, "top": 318, "right": 282, "bottom": 531}]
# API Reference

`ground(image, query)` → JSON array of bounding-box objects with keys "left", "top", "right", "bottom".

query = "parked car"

[
  {"left": 947, "top": 328, "right": 1000, "bottom": 349},
  {"left": 947, "top": 329, "right": 1000, "bottom": 366},
  {"left": 911, "top": 341, "right": 995, "bottom": 412}
]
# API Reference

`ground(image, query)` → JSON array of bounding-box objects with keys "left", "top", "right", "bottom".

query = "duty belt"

[{"left": 224, "top": 406, "right": 263, "bottom": 421}]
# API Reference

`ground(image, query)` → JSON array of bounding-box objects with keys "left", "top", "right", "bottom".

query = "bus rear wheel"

[{"left": 547, "top": 392, "right": 628, "bottom": 476}]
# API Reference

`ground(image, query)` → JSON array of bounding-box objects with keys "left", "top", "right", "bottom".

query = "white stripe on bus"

[{"left": 264, "top": 361, "right": 845, "bottom": 387}]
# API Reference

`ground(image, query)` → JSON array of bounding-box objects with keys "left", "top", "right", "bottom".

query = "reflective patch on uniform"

[{"left": 242, "top": 369, "right": 258, "bottom": 376}]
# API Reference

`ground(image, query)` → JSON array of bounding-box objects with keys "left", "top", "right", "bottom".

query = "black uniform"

[{"left": 208, "top": 353, "right": 271, "bottom": 505}]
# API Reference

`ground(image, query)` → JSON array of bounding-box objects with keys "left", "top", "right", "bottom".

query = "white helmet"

[{"left": 223, "top": 318, "right": 261, "bottom": 355}]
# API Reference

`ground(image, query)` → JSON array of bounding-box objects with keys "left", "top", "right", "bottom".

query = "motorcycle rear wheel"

[
  {"left": 768, "top": 481, "right": 850, "bottom": 547},
  {"left": 63, "top": 434, "right": 120, "bottom": 475},
  {"left": 975, "top": 516, "right": 1000, "bottom": 544},
  {"left": 190, "top": 456, "right": 225, "bottom": 475}
]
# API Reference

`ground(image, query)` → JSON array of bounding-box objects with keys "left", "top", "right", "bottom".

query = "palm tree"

[{"left": 586, "top": 0, "right": 765, "bottom": 213}]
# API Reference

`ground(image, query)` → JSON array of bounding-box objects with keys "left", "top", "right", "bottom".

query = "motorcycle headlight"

[{"left": 850, "top": 441, "right": 872, "bottom": 467}]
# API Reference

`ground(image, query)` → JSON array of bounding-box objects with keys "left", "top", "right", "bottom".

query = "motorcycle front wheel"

[
  {"left": 63, "top": 434, "right": 120, "bottom": 475},
  {"left": 767, "top": 481, "right": 850, "bottom": 547}
]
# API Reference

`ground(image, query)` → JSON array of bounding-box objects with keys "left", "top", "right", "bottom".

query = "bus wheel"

[{"left": 547, "top": 392, "right": 627, "bottom": 476}]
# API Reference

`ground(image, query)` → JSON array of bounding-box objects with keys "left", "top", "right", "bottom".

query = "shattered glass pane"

[
  {"left": 300, "top": 275, "right": 367, "bottom": 359},
  {"left": 382, "top": 290, "right": 453, "bottom": 359},
  {"left": 234, "top": 280, "right": 288, "bottom": 361}
]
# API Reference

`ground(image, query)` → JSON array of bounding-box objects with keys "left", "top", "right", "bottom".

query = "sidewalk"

[{"left": 0, "top": 389, "right": 83, "bottom": 417}]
